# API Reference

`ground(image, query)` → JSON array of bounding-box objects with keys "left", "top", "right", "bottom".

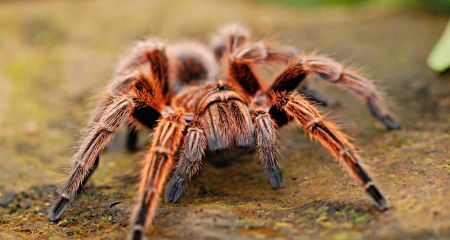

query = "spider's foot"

[
  {"left": 48, "top": 196, "right": 70, "bottom": 222},
  {"left": 126, "top": 142, "right": 139, "bottom": 152},
  {"left": 314, "top": 99, "right": 328, "bottom": 107},
  {"left": 300, "top": 87, "right": 328, "bottom": 107},
  {"left": 365, "top": 183, "right": 390, "bottom": 211},
  {"left": 128, "top": 226, "right": 148, "bottom": 240},
  {"left": 126, "top": 144, "right": 139, "bottom": 152},
  {"left": 265, "top": 165, "right": 284, "bottom": 189},
  {"left": 165, "top": 175, "right": 186, "bottom": 203},
  {"left": 367, "top": 100, "right": 401, "bottom": 130},
  {"left": 307, "top": 92, "right": 328, "bottom": 107},
  {"left": 382, "top": 115, "right": 401, "bottom": 130},
  {"left": 126, "top": 127, "right": 139, "bottom": 152}
]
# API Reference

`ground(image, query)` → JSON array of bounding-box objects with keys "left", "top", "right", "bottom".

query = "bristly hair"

[{"left": 51, "top": 24, "right": 396, "bottom": 239}]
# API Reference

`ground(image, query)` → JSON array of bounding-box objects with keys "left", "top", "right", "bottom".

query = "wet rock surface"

[{"left": 0, "top": 0, "right": 449, "bottom": 239}]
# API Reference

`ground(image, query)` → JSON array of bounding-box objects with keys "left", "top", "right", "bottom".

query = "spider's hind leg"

[{"left": 211, "top": 23, "right": 250, "bottom": 61}]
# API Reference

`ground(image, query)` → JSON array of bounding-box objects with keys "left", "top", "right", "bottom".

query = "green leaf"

[{"left": 427, "top": 20, "right": 450, "bottom": 73}]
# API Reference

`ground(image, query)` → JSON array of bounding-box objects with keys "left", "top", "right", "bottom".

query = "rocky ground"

[{"left": 0, "top": 0, "right": 449, "bottom": 239}]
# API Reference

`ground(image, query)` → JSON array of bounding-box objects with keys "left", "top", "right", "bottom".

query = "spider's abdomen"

[
  {"left": 168, "top": 42, "right": 218, "bottom": 93},
  {"left": 199, "top": 100, "right": 255, "bottom": 151}
]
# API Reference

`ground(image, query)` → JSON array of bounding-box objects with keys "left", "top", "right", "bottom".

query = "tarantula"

[{"left": 48, "top": 24, "right": 400, "bottom": 239}]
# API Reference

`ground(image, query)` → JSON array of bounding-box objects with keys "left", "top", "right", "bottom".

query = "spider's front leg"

[
  {"left": 165, "top": 121, "right": 207, "bottom": 203},
  {"left": 118, "top": 38, "right": 170, "bottom": 152},
  {"left": 252, "top": 109, "right": 284, "bottom": 188},
  {"left": 49, "top": 39, "right": 169, "bottom": 223},
  {"left": 48, "top": 96, "right": 136, "bottom": 222},
  {"left": 270, "top": 92, "right": 389, "bottom": 210},
  {"left": 129, "top": 111, "right": 186, "bottom": 240}
]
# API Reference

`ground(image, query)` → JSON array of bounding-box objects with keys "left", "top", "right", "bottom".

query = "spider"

[{"left": 48, "top": 24, "right": 400, "bottom": 240}]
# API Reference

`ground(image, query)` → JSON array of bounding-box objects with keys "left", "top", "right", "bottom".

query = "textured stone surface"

[{"left": 0, "top": 0, "right": 449, "bottom": 239}]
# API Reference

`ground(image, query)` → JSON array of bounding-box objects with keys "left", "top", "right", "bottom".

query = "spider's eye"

[{"left": 215, "top": 85, "right": 226, "bottom": 91}]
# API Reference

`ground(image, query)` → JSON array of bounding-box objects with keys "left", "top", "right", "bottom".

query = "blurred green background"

[{"left": 264, "top": 0, "right": 450, "bottom": 13}]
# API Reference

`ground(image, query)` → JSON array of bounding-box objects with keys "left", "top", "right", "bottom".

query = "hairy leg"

[
  {"left": 299, "top": 84, "right": 328, "bottom": 107},
  {"left": 115, "top": 38, "right": 170, "bottom": 100},
  {"left": 210, "top": 24, "right": 265, "bottom": 95},
  {"left": 165, "top": 122, "right": 207, "bottom": 203},
  {"left": 233, "top": 43, "right": 400, "bottom": 130},
  {"left": 226, "top": 41, "right": 297, "bottom": 96},
  {"left": 115, "top": 39, "right": 171, "bottom": 152},
  {"left": 270, "top": 92, "right": 389, "bottom": 211},
  {"left": 49, "top": 96, "right": 135, "bottom": 222},
  {"left": 269, "top": 54, "right": 400, "bottom": 130},
  {"left": 129, "top": 112, "right": 186, "bottom": 240},
  {"left": 126, "top": 125, "right": 139, "bottom": 152},
  {"left": 211, "top": 23, "right": 250, "bottom": 61},
  {"left": 252, "top": 109, "right": 283, "bottom": 188},
  {"left": 49, "top": 39, "right": 169, "bottom": 223}
]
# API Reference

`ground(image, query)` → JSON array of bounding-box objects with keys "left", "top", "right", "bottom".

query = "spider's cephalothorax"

[{"left": 48, "top": 24, "right": 400, "bottom": 240}]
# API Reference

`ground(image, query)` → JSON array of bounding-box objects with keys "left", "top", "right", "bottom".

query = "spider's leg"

[
  {"left": 115, "top": 38, "right": 170, "bottom": 101},
  {"left": 252, "top": 110, "right": 283, "bottom": 188},
  {"left": 211, "top": 24, "right": 250, "bottom": 61},
  {"left": 227, "top": 54, "right": 265, "bottom": 96},
  {"left": 116, "top": 38, "right": 170, "bottom": 152},
  {"left": 49, "top": 39, "right": 169, "bottom": 222},
  {"left": 270, "top": 54, "right": 400, "bottom": 130},
  {"left": 270, "top": 92, "right": 389, "bottom": 211},
  {"left": 211, "top": 24, "right": 265, "bottom": 95},
  {"left": 129, "top": 112, "right": 186, "bottom": 240},
  {"left": 125, "top": 96, "right": 162, "bottom": 152},
  {"left": 299, "top": 84, "right": 328, "bottom": 107},
  {"left": 48, "top": 96, "right": 137, "bottom": 222},
  {"left": 165, "top": 122, "right": 207, "bottom": 203},
  {"left": 126, "top": 125, "right": 139, "bottom": 152}
]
